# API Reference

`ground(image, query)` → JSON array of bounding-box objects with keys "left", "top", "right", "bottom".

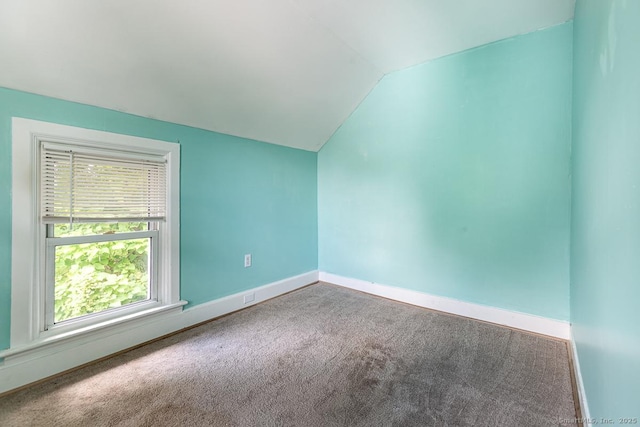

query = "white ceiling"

[{"left": 0, "top": 0, "right": 575, "bottom": 151}]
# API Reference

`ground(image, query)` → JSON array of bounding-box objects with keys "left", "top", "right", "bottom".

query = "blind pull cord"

[{"left": 69, "top": 150, "right": 74, "bottom": 231}]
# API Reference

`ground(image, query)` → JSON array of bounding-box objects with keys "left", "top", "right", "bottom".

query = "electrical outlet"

[
  {"left": 244, "top": 292, "right": 255, "bottom": 304},
  {"left": 244, "top": 253, "right": 252, "bottom": 268}
]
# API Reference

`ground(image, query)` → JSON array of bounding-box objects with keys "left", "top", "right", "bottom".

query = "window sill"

[{"left": 0, "top": 300, "right": 188, "bottom": 360}]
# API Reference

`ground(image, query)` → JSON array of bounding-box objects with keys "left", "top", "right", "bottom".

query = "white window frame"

[
  {"left": 43, "top": 224, "right": 160, "bottom": 333},
  {"left": 10, "top": 118, "right": 184, "bottom": 353}
]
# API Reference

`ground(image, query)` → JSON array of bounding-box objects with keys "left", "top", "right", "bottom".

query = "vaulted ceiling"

[{"left": 0, "top": 0, "right": 575, "bottom": 151}]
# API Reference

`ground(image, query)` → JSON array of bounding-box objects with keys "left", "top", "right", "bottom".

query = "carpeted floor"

[{"left": 0, "top": 283, "right": 577, "bottom": 426}]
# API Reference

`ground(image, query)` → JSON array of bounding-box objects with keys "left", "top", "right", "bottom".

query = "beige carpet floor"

[{"left": 0, "top": 283, "right": 578, "bottom": 426}]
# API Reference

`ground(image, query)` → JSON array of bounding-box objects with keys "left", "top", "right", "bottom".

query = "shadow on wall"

[{"left": 318, "top": 22, "right": 573, "bottom": 320}]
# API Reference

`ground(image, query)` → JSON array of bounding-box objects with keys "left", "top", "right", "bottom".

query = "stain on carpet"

[{"left": 0, "top": 283, "right": 577, "bottom": 426}]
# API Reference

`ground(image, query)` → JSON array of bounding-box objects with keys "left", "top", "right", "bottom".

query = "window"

[
  {"left": 46, "top": 221, "right": 157, "bottom": 327},
  {"left": 11, "top": 118, "right": 183, "bottom": 350}
]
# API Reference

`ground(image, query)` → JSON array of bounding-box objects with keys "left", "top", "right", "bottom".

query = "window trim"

[
  {"left": 43, "top": 227, "right": 159, "bottom": 332},
  {"left": 10, "top": 118, "right": 184, "bottom": 352}
]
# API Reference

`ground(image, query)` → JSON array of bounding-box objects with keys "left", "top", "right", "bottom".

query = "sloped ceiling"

[{"left": 0, "top": 0, "right": 575, "bottom": 151}]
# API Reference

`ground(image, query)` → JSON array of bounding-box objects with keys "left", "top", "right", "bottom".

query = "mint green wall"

[
  {"left": 0, "top": 87, "right": 318, "bottom": 351},
  {"left": 318, "top": 23, "right": 573, "bottom": 320},
  {"left": 571, "top": 0, "right": 640, "bottom": 419}
]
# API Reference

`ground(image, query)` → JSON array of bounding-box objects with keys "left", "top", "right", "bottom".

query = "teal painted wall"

[
  {"left": 3, "top": 12, "right": 637, "bottom": 416},
  {"left": 318, "top": 23, "right": 573, "bottom": 320},
  {"left": 0, "top": 87, "right": 318, "bottom": 351},
  {"left": 571, "top": 0, "right": 640, "bottom": 419}
]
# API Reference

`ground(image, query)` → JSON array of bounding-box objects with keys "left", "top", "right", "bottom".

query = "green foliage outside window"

[{"left": 53, "top": 222, "right": 150, "bottom": 323}]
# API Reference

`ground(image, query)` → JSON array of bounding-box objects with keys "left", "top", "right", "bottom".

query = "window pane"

[
  {"left": 53, "top": 238, "right": 150, "bottom": 323},
  {"left": 54, "top": 222, "right": 149, "bottom": 237}
]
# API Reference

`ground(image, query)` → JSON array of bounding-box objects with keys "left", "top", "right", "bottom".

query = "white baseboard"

[
  {"left": 180, "top": 270, "right": 319, "bottom": 326},
  {"left": 319, "top": 272, "right": 570, "bottom": 340},
  {"left": 570, "top": 332, "right": 592, "bottom": 425},
  {"left": 0, "top": 270, "right": 575, "bottom": 397},
  {"left": 0, "top": 270, "right": 318, "bottom": 395}
]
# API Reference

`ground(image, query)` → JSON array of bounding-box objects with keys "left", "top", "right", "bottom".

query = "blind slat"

[{"left": 41, "top": 145, "right": 167, "bottom": 223}]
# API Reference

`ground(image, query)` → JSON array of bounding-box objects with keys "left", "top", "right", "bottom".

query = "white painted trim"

[
  {"left": 179, "top": 270, "right": 319, "bottom": 326},
  {"left": 570, "top": 331, "right": 592, "bottom": 426},
  {"left": 0, "top": 301, "right": 188, "bottom": 359},
  {"left": 0, "top": 270, "right": 318, "bottom": 395},
  {"left": 11, "top": 117, "right": 181, "bottom": 347},
  {"left": 319, "top": 272, "right": 571, "bottom": 339},
  {"left": 11, "top": 117, "right": 40, "bottom": 348}
]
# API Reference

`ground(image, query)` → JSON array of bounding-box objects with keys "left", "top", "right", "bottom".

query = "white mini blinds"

[{"left": 40, "top": 142, "right": 167, "bottom": 223}]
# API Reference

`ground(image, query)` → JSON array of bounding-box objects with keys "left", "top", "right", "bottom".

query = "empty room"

[{"left": 0, "top": 0, "right": 638, "bottom": 425}]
